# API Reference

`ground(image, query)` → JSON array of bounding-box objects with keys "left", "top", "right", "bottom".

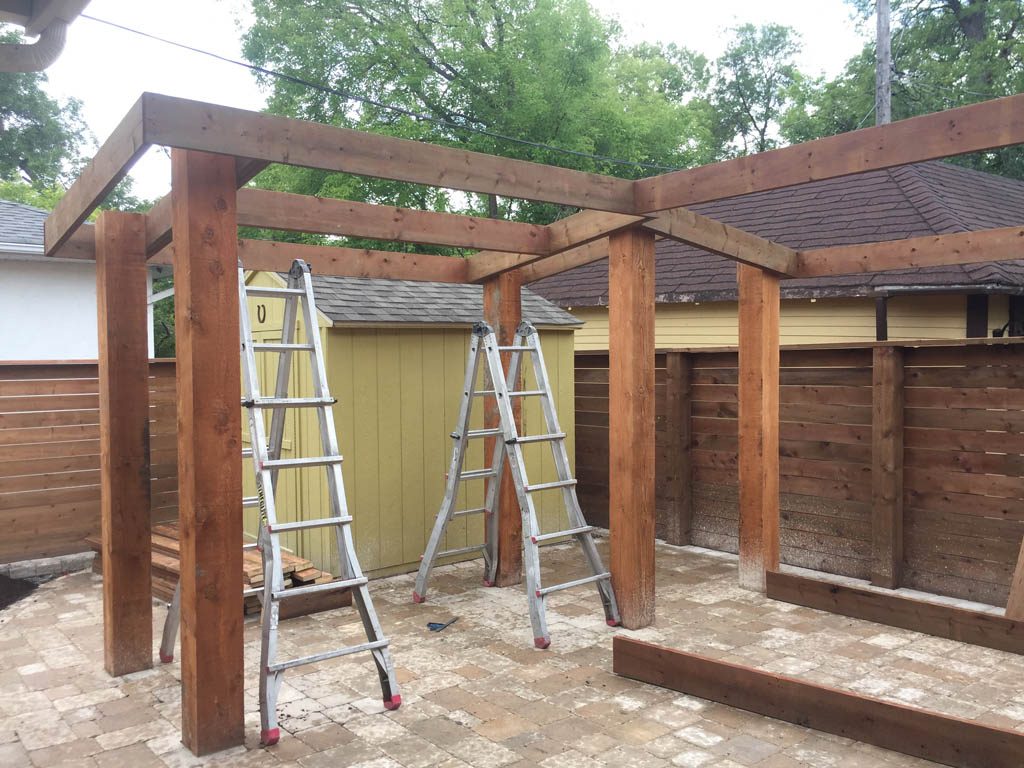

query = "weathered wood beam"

[
  {"left": 663, "top": 351, "right": 692, "bottom": 546},
  {"left": 516, "top": 239, "right": 610, "bottom": 284},
  {"left": 237, "top": 188, "right": 550, "bottom": 255},
  {"left": 636, "top": 92, "right": 1024, "bottom": 213},
  {"left": 614, "top": 636, "right": 1024, "bottom": 768},
  {"left": 794, "top": 226, "right": 1024, "bottom": 277},
  {"left": 608, "top": 227, "right": 656, "bottom": 629},
  {"left": 44, "top": 96, "right": 148, "bottom": 257},
  {"left": 143, "top": 93, "right": 637, "bottom": 213},
  {"left": 483, "top": 272, "right": 523, "bottom": 587},
  {"left": 871, "top": 346, "right": 904, "bottom": 588},
  {"left": 95, "top": 210, "right": 152, "bottom": 677},
  {"left": 737, "top": 264, "right": 780, "bottom": 591},
  {"left": 467, "top": 210, "right": 645, "bottom": 282},
  {"left": 172, "top": 149, "right": 245, "bottom": 755},
  {"left": 767, "top": 571, "right": 1024, "bottom": 656},
  {"left": 642, "top": 208, "right": 798, "bottom": 275}
]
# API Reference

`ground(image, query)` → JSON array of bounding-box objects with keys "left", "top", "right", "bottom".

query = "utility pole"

[{"left": 876, "top": 0, "right": 892, "bottom": 125}]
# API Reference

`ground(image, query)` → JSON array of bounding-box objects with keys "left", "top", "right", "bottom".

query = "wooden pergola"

[{"left": 45, "top": 91, "right": 1024, "bottom": 755}]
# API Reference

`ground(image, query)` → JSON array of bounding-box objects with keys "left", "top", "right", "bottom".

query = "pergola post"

[
  {"left": 95, "top": 211, "right": 152, "bottom": 677},
  {"left": 608, "top": 227, "right": 656, "bottom": 629},
  {"left": 737, "top": 264, "right": 780, "bottom": 591},
  {"left": 171, "top": 149, "right": 245, "bottom": 755},
  {"left": 483, "top": 271, "right": 524, "bottom": 586}
]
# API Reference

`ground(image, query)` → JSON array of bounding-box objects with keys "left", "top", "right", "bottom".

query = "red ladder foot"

[
  {"left": 159, "top": 651, "right": 173, "bottom": 663},
  {"left": 260, "top": 728, "right": 280, "bottom": 746},
  {"left": 384, "top": 695, "right": 402, "bottom": 711},
  {"left": 412, "top": 591, "right": 425, "bottom": 604},
  {"left": 534, "top": 636, "right": 551, "bottom": 649}
]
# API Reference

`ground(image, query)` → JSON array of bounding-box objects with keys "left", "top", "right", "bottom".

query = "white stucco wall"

[{"left": 0, "top": 256, "right": 98, "bottom": 360}]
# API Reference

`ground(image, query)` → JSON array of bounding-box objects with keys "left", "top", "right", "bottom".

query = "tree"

[{"left": 710, "top": 24, "right": 804, "bottom": 156}]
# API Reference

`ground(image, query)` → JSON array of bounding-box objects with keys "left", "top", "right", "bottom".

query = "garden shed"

[{"left": 241, "top": 270, "right": 580, "bottom": 577}]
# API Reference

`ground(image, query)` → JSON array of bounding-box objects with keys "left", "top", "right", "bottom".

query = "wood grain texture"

[
  {"left": 737, "top": 265, "right": 780, "bottom": 591},
  {"left": 613, "top": 635, "right": 1024, "bottom": 768},
  {"left": 171, "top": 149, "right": 245, "bottom": 755},
  {"left": 516, "top": 239, "right": 610, "bottom": 284},
  {"left": 483, "top": 272, "right": 524, "bottom": 587},
  {"left": 871, "top": 346, "right": 904, "bottom": 588},
  {"left": 767, "top": 570, "right": 1024, "bottom": 655},
  {"left": 636, "top": 92, "right": 1024, "bottom": 212},
  {"left": 95, "top": 211, "right": 153, "bottom": 677},
  {"left": 662, "top": 352, "right": 692, "bottom": 546},
  {"left": 608, "top": 228, "right": 656, "bottom": 628}
]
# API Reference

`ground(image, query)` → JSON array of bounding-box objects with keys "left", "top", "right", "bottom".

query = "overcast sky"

[{"left": 42, "top": 0, "right": 869, "bottom": 200}]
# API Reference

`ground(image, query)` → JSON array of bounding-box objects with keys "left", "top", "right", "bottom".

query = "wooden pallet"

[{"left": 87, "top": 522, "right": 351, "bottom": 619}]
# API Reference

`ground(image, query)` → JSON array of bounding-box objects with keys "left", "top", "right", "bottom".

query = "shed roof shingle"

[{"left": 0, "top": 200, "right": 47, "bottom": 248}]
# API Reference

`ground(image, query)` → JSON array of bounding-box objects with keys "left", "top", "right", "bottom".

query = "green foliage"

[{"left": 151, "top": 275, "right": 175, "bottom": 358}]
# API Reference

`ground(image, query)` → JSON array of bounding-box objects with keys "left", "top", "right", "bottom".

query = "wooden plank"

[
  {"left": 608, "top": 227, "right": 656, "bottom": 629},
  {"left": 613, "top": 635, "right": 1024, "bottom": 768},
  {"left": 95, "top": 211, "right": 153, "bottom": 677},
  {"left": 871, "top": 347, "right": 903, "bottom": 588},
  {"left": 171, "top": 149, "right": 245, "bottom": 755},
  {"left": 642, "top": 208, "right": 798, "bottom": 276},
  {"left": 767, "top": 570, "right": 1024, "bottom": 656},
  {"left": 737, "top": 265, "right": 780, "bottom": 591},
  {"left": 1006, "top": 542, "right": 1024, "bottom": 621},
  {"left": 794, "top": 226, "right": 1024, "bottom": 278},
  {"left": 662, "top": 352, "right": 692, "bottom": 546},
  {"left": 483, "top": 271, "right": 523, "bottom": 587},
  {"left": 517, "top": 239, "right": 609, "bottom": 283},
  {"left": 635, "top": 92, "right": 1024, "bottom": 212},
  {"left": 143, "top": 93, "right": 636, "bottom": 213},
  {"left": 237, "top": 238, "right": 468, "bottom": 283},
  {"left": 238, "top": 187, "right": 551, "bottom": 255},
  {"left": 44, "top": 96, "right": 149, "bottom": 257}
]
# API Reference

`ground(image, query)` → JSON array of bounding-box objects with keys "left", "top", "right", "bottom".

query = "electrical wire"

[{"left": 80, "top": 13, "right": 682, "bottom": 174}]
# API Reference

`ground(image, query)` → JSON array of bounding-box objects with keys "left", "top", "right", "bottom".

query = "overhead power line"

[{"left": 80, "top": 13, "right": 681, "bottom": 174}]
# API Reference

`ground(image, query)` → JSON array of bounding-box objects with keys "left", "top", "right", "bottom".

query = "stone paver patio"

[{"left": 2, "top": 540, "right": 1023, "bottom": 768}]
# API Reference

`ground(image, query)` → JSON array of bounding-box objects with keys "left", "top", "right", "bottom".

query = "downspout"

[{"left": 0, "top": 20, "right": 68, "bottom": 73}]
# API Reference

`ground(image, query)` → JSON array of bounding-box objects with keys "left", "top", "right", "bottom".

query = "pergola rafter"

[{"left": 48, "top": 90, "right": 1024, "bottom": 757}]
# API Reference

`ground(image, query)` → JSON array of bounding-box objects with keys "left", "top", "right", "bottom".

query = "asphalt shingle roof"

[
  {"left": 0, "top": 200, "right": 47, "bottom": 247},
  {"left": 310, "top": 275, "right": 580, "bottom": 327},
  {"left": 529, "top": 161, "right": 1024, "bottom": 306}
]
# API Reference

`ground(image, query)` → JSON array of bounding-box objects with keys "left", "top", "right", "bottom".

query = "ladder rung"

[
  {"left": 242, "top": 448, "right": 254, "bottom": 459},
  {"left": 246, "top": 287, "right": 304, "bottom": 297},
  {"left": 452, "top": 428, "right": 503, "bottom": 439},
  {"left": 531, "top": 525, "right": 595, "bottom": 544},
  {"left": 252, "top": 343, "right": 314, "bottom": 352},
  {"left": 243, "top": 496, "right": 260, "bottom": 508},
  {"left": 509, "top": 390, "right": 546, "bottom": 397},
  {"left": 242, "top": 542, "right": 259, "bottom": 551},
  {"left": 452, "top": 507, "right": 488, "bottom": 519},
  {"left": 268, "top": 516, "right": 352, "bottom": 533},
  {"left": 243, "top": 586, "right": 262, "bottom": 598},
  {"left": 536, "top": 572, "right": 610, "bottom": 598},
  {"left": 497, "top": 345, "right": 532, "bottom": 351},
  {"left": 525, "top": 479, "right": 577, "bottom": 493},
  {"left": 511, "top": 432, "right": 565, "bottom": 444},
  {"left": 268, "top": 639, "right": 389, "bottom": 674},
  {"left": 436, "top": 544, "right": 487, "bottom": 559},
  {"left": 459, "top": 468, "right": 497, "bottom": 481},
  {"left": 245, "top": 397, "right": 336, "bottom": 408},
  {"left": 262, "top": 455, "right": 343, "bottom": 470},
  {"left": 473, "top": 390, "right": 496, "bottom": 396},
  {"left": 273, "top": 576, "right": 366, "bottom": 600}
]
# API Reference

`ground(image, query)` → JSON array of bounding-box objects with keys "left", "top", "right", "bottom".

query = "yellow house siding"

[{"left": 887, "top": 294, "right": 966, "bottom": 340}]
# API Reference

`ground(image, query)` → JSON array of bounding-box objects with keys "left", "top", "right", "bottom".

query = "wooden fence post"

[
  {"left": 737, "top": 264, "right": 780, "bottom": 591},
  {"left": 172, "top": 149, "right": 245, "bottom": 755},
  {"left": 871, "top": 345, "right": 904, "bottom": 588},
  {"left": 663, "top": 352, "right": 692, "bottom": 545},
  {"left": 95, "top": 210, "right": 152, "bottom": 677},
  {"left": 609, "top": 227, "right": 657, "bottom": 629}
]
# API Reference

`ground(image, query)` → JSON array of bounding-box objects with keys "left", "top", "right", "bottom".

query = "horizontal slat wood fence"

[
  {"left": 0, "top": 360, "right": 178, "bottom": 563},
  {"left": 576, "top": 339, "right": 1024, "bottom": 607}
]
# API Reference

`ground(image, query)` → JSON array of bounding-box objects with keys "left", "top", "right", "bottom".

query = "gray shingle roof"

[
  {"left": 0, "top": 200, "right": 47, "bottom": 247},
  {"left": 309, "top": 275, "right": 581, "bottom": 327},
  {"left": 530, "top": 161, "right": 1024, "bottom": 306}
]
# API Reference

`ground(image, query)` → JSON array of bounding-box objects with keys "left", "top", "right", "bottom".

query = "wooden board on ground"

[
  {"left": 613, "top": 635, "right": 1024, "bottom": 768},
  {"left": 765, "top": 570, "right": 1024, "bottom": 656}
]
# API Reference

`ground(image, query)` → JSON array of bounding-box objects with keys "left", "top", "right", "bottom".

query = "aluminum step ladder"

[
  {"left": 413, "top": 321, "right": 619, "bottom": 648},
  {"left": 159, "top": 260, "right": 400, "bottom": 746}
]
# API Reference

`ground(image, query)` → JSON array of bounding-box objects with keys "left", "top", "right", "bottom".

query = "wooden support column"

[
  {"left": 609, "top": 228, "right": 656, "bottom": 629},
  {"left": 737, "top": 264, "right": 780, "bottom": 591},
  {"left": 1007, "top": 545, "right": 1024, "bottom": 619},
  {"left": 95, "top": 211, "right": 152, "bottom": 677},
  {"left": 663, "top": 352, "right": 692, "bottom": 545},
  {"left": 871, "top": 345, "right": 904, "bottom": 588},
  {"left": 172, "top": 149, "right": 244, "bottom": 755},
  {"left": 483, "top": 271, "right": 523, "bottom": 587}
]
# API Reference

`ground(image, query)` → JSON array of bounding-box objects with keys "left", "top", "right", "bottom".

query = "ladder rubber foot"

[
  {"left": 383, "top": 695, "right": 402, "bottom": 711},
  {"left": 482, "top": 579, "right": 494, "bottom": 587},
  {"left": 260, "top": 728, "right": 280, "bottom": 746},
  {"left": 534, "top": 636, "right": 551, "bottom": 650},
  {"left": 606, "top": 619, "right": 621, "bottom": 627},
  {"left": 159, "top": 651, "right": 173, "bottom": 663},
  {"left": 412, "top": 591, "right": 426, "bottom": 604}
]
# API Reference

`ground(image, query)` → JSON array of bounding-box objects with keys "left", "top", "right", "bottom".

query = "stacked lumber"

[{"left": 87, "top": 522, "right": 351, "bottom": 618}]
